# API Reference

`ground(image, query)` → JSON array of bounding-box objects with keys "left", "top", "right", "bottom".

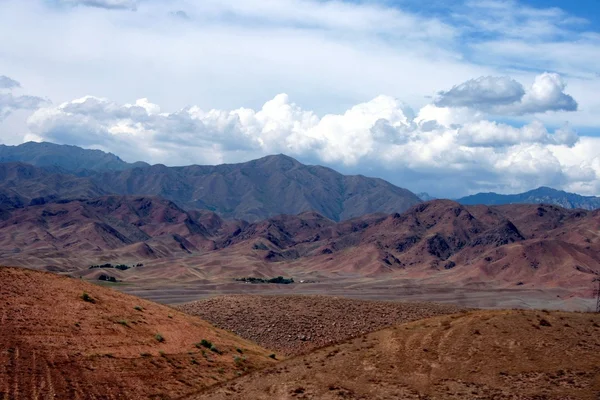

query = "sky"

[{"left": 1, "top": 0, "right": 600, "bottom": 197}]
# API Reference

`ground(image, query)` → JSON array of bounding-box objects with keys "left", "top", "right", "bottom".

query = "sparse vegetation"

[
  {"left": 234, "top": 276, "right": 294, "bottom": 284},
  {"left": 155, "top": 333, "right": 165, "bottom": 343},
  {"left": 81, "top": 291, "right": 95, "bottom": 303},
  {"left": 197, "top": 339, "right": 213, "bottom": 349},
  {"left": 98, "top": 274, "right": 118, "bottom": 283},
  {"left": 234, "top": 356, "right": 245, "bottom": 365},
  {"left": 89, "top": 263, "right": 143, "bottom": 270}
]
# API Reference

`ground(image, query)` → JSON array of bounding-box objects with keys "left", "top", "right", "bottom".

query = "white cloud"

[
  {"left": 0, "top": 0, "right": 599, "bottom": 197},
  {"left": 435, "top": 73, "right": 577, "bottom": 115},
  {"left": 25, "top": 92, "right": 600, "bottom": 197}
]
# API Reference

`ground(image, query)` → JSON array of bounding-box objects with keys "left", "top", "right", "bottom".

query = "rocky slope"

[{"left": 177, "top": 295, "right": 463, "bottom": 356}]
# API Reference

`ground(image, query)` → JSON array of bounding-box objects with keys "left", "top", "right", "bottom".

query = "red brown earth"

[
  {"left": 0, "top": 196, "right": 598, "bottom": 309},
  {"left": 0, "top": 267, "right": 276, "bottom": 400},
  {"left": 195, "top": 309, "right": 600, "bottom": 400},
  {"left": 176, "top": 295, "right": 463, "bottom": 356}
]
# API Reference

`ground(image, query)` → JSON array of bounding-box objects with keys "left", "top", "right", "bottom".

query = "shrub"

[
  {"left": 81, "top": 292, "right": 95, "bottom": 303},
  {"left": 140, "top": 352, "right": 152, "bottom": 357},
  {"left": 134, "top": 306, "right": 143, "bottom": 311},
  {"left": 197, "top": 339, "right": 213, "bottom": 349},
  {"left": 117, "top": 320, "right": 129, "bottom": 327},
  {"left": 236, "top": 348, "right": 243, "bottom": 354},
  {"left": 155, "top": 334, "right": 165, "bottom": 343},
  {"left": 210, "top": 345, "right": 222, "bottom": 354},
  {"left": 268, "top": 353, "right": 277, "bottom": 360}
]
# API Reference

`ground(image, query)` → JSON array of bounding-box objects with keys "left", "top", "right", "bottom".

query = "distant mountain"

[
  {"left": 0, "top": 143, "right": 422, "bottom": 221},
  {"left": 417, "top": 192, "right": 436, "bottom": 201},
  {"left": 0, "top": 142, "right": 149, "bottom": 172},
  {"left": 457, "top": 186, "right": 600, "bottom": 210},
  {"left": 91, "top": 154, "right": 422, "bottom": 221},
  {"left": 0, "top": 162, "right": 107, "bottom": 211}
]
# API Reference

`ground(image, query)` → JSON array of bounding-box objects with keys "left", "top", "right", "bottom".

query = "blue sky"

[{"left": 0, "top": 0, "right": 600, "bottom": 197}]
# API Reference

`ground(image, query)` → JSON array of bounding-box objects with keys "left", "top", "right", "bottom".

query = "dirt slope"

[
  {"left": 0, "top": 267, "right": 276, "bottom": 400},
  {"left": 177, "top": 295, "right": 463, "bottom": 356},
  {"left": 197, "top": 309, "right": 600, "bottom": 400}
]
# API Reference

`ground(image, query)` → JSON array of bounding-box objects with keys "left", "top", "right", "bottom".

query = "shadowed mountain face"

[
  {"left": 91, "top": 154, "right": 422, "bottom": 221},
  {"left": 0, "top": 143, "right": 423, "bottom": 221},
  {"left": 457, "top": 186, "right": 600, "bottom": 210}
]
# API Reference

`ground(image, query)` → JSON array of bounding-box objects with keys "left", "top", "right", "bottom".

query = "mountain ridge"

[
  {"left": 0, "top": 143, "right": 423, "bottom": 221},
  {"left": 457, "top": 186, "right": 600, "bottom": 210}
]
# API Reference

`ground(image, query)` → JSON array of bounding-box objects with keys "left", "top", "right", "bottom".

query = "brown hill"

[
  {"left": 0, "top": 266, "right": 276, "bottom": 399},
  {"left": 197, "top": 309, "right": 600, "bottom": 399}
]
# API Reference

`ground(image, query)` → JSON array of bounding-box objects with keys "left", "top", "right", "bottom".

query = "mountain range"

[
  {"left": 0, "top": 194, "right": 597, "bottom": 292},
  {"left": 0, "top": 142, "right": 422, "bottom": 221},
  {"left": 457, "top": 186, "right": 600, "bottom": 210}
]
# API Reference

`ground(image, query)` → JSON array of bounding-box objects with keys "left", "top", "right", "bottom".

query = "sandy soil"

[{"left": 195, "top": 309, "right": 600, "bottom": 400}]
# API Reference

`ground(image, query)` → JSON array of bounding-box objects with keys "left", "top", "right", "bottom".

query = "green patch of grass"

[
  {"left": 81, "top": 292, "right": 95, "bottom": 304},
  {"left": 155, "top": 334, "right": 165, "bottom": 343}
]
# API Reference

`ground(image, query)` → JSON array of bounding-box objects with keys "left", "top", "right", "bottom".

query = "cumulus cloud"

[
  {"left": 0, "top": 75, "right": 47, "bottom": 121},
  {"left": 59, "top": 0, "right": 138, "bottom": 10},
  {"left": 24, "top": 92, "right": 600, "bottom": 197},
  {"left": 435, "top": 73, "right": 577, "bottom": 115}
]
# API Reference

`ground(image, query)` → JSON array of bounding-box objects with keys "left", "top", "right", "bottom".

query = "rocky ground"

[{"left": 176, "top": 295, "right": 463, "bottom": 356}]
